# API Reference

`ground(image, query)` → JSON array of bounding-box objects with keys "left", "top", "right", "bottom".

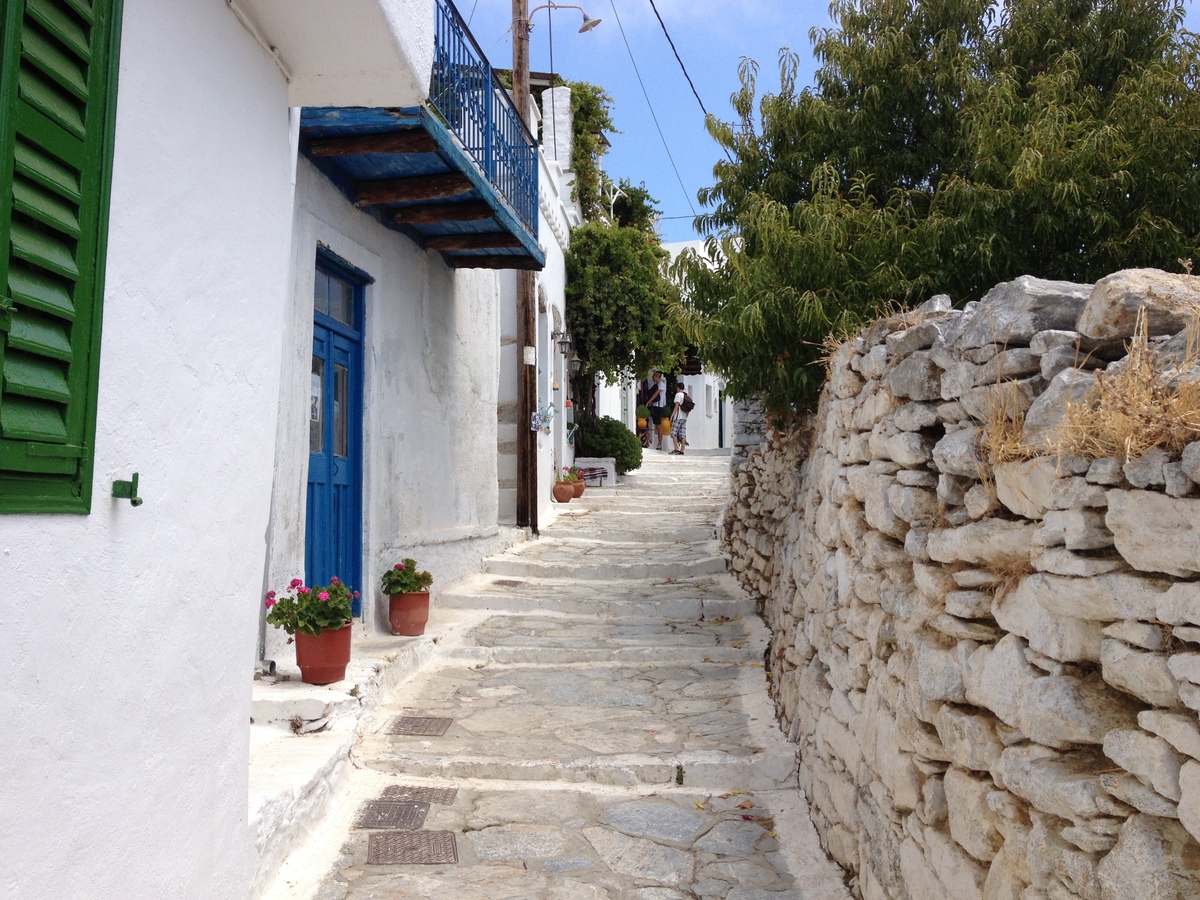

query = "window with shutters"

[{"left": 0, "top": 0, "right": 122, "bottom": 513}]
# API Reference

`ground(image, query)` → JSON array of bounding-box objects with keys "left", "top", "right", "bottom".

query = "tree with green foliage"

[
  {"left": 565, "top": 222, "right": 680, "bottom": 418},
  {"left": 675, "top": 0, "right": 1200, "bottom": 418},
  {"left": 611, "top": 179, "right": 661, "bottom": 232},
  {"left": 569, "top": 81, "right": 617, "bottom": 221}
]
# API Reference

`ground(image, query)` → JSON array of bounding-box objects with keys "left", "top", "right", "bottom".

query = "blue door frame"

[{"left": 306, "top": 250, "right": 369, "bottom": 615}]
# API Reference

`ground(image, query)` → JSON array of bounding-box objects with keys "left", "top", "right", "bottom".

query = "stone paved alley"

[{"left": 267, "top": 452, "right": 850, "bottom": 900}]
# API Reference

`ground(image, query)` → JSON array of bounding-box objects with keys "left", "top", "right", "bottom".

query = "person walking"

[
  {"left": 646, "top": 372, "right": 667, "bottom": 451},
  {"left": 670, "top": 385, "right": 691, "bottom": 454}
]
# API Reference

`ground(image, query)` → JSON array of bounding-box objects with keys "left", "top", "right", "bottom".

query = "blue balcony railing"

[{"left": 431, "top": 0, "right": 539, "bottom": 235}]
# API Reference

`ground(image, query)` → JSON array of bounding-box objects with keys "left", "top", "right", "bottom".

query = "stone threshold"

[{"left": 248, "top": 609, "right": 491, "bottom": 900}]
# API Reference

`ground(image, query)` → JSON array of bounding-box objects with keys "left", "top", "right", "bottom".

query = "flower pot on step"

[
  {"left": 552, "top": 482, "right": 575, "bottom": 502},
  {"left": 572, "top": 480, "right": 585, "bottom": 498},
  {"left": 388, "top": 590, "right": 430, "bottom": 636},
  {"left": 294, "top": 622, "right": 352, "bottom": 684}
]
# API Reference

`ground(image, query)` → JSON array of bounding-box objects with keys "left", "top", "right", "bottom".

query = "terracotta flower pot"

[
  {"left": 294, "top": 622, "right": 352, "bottom": 684},
  {"left": 572, "top": 480, "right": 585, "bottom": 498},
  {"left": 389, "top": 591, "right": 430, "bottom": 636},
  {"left": 553, "top": 482, "right": 574, "bottom": 502}
]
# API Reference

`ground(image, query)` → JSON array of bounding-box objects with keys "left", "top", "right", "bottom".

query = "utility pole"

[{"left": 512, "top": 0, "right": 538, "bottom": 533}]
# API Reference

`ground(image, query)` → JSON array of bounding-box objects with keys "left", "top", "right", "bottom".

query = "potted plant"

[
  {"left": 265, "top": 577, "right": 359, "bottom": 684},
  {"left": 553, "top": 468, "right": 576, "bottom": 503},
  {"left": 635, "top": 404, "right": 650, "bottom": 429},
  {"left": 569, "top": 465, "right": 586, "bottom": 497},
  {"left": 381, "top": 558, "right": 434, "bottom": 636}
]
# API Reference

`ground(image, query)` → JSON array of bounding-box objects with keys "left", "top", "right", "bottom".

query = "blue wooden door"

[{"left": 306, "top": 260, "right": 364, "bottom": 615}]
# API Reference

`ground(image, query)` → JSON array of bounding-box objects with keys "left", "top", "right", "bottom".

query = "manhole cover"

[
  {"left": 382, "top": 785, "right": 458, "bottom": 805},
  {"left": 368, "top": 830, "right": 459, "bottom": 865},
  {"left": 388, "top": 716, "right": 453, "bottom": 736},
  {"left": 354, "top": 800, "right": 430, "bottom": 830}
]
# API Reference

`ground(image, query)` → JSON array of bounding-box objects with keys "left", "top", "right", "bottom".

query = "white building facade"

[{"left": 0, "top": 0, "right": 575, "bottom": 896}]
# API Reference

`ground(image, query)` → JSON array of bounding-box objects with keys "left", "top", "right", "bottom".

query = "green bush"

[{"left": 577, "top": 415, "right": 642, "bottom": 474}]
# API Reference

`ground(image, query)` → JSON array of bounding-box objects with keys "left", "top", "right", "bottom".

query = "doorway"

[{"left": 306, "top": 252, "right": 368, "bottom": 615}]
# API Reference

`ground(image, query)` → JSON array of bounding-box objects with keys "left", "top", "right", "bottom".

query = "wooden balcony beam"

[
  {"left": 356, "top": 173, "right": 473, "bottom": 206},
  {"left": 446, "top": 255, "right": 543, "bottom": 271},
  {"left": 425, "top": 233, "right": 523, "bottom": 251},
  {"left": 393, "top": 202, "right": 496, "bottom": 225},
  {"left": 308, "top": 130, "right": 437, "bottom": 156}
]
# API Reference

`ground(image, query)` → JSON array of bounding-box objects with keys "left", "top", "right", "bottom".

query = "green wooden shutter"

[{"left": 0, "top": 0, "right": 121, "bottom": 513}]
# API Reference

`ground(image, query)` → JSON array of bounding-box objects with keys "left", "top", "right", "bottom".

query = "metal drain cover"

[
  {"left": 382, "top": 785, "right": 458, "bottom": 805},
  {"left": 367, "top": 830, "right": 459, "bottom": 865},
  {"left": 354, "top": 800, "right": 430, "bottom": 830},
  {"left": 388, "top": 716, "right": 453, "bottom": 736}
]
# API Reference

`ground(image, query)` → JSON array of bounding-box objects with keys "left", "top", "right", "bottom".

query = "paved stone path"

[{"left": 286, "top": 451, "right": 849, "bottom": 900}]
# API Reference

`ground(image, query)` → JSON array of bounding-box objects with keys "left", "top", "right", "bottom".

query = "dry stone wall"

[{"left": 724, "top": 269, "right": 1200, "bottom": 899}]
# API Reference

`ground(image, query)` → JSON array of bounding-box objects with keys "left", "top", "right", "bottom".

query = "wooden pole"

[{"left": 513, "top": 0, "right": 538, "bottom": 533}]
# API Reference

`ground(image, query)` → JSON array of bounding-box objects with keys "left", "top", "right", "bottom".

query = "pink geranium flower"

[
  {"left": 264, "top": 590, "right": 277, "bottom": 609},
  {"left": 318, "top": 591, "right": 330, "bottom": 601},
  {"left": 352, "top": 591, "right": 360, "bottom": 599},
  {"left": 298, "top": 587, "right": 310, "bottom": 594},
  {"left": 395, "top": 563, "right": 406, "bottom": 570},
  {"left": 289, "top": 578, "right": 303, "bottom": 589},
  {"left": 330, "top": 576, "right": 341, "bottom": 585}
]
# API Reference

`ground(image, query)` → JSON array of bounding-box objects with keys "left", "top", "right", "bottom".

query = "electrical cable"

[
  {"left": 646, "top": 0, "right": 709, "bottom": 120},
  {"left": 607, "top": 0, "right": 698, "bottom": 217},
  {"left": 466, "top": 0, "right": 479, "bottom": 25}
]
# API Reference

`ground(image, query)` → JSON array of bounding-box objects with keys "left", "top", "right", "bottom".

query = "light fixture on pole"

[
  {"left": 522, "top": 2, "right": 601, "bottom": 33},
  {"left": 511, "top": 0, "right": 598, "bottom": 533},
  {"left": 552, "top": 330, "right": 573, "bottom": 354}
]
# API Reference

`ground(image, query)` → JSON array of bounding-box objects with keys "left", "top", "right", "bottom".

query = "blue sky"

[{"left": 461, "top": 0, "right": 1199, "bottom": 243}]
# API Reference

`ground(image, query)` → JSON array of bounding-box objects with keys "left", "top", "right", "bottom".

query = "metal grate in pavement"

[
  {"left": 381, "top": 785, "right": 458, "bottom": 805},
  {"left": 367, "top": 830, "right": 459, "bottom": 865},
  {"left": 353, "top": 800, "right": 429, "bottom": 830},
  {"left": 387, "top": 716, "right": 453, "bottom": 736}
]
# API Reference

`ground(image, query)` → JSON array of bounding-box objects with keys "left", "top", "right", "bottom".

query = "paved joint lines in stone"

[{"left": 305, "top": 453, "right": 850, "bottom": 900}]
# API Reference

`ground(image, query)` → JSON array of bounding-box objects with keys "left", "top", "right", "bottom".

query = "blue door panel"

[{"left": 306, "top": 260, "right": 365, "bottom": 615}]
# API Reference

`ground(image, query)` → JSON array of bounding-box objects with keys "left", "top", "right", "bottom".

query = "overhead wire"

[{"left": 607, "top": 0, "right": 698, "bottom": 217}]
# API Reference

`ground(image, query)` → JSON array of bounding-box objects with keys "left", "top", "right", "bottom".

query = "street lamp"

[
  {"left": 511, "top": 0, "right": 598, "bottom": 533},
  {"left": 520, "top": 3, "right": 602, "bottom": 34}
]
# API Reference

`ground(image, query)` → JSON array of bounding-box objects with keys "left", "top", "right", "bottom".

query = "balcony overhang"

[
  {"left": 301, "top": 107, "right": 545, "bottom": 271},
  {"left": 233, "top": 0, "right": 435, "bottom": 108}
]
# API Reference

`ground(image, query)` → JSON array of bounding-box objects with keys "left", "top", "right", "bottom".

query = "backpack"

[{"left": 680, "top": 392, "right": 695, "bottom": 414}]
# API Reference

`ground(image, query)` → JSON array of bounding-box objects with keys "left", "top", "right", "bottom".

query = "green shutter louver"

[{"left": 0, "top": 0, "right": 121, "bottom": 512}]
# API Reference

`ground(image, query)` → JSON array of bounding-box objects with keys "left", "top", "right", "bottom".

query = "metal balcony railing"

[{"left": 431, "top": 0, "right": 539, "bottom": 235}]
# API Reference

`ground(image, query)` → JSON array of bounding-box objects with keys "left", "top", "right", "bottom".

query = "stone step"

[
  {"left": 437, "top": 573, "right": 754, "bottom": 619},
  {"left": 356, "top": 743, "right": 797, "bottom": 791},
  {"left": 482, "top": 554, "right": 724, "bottom": 580},
  {"left": 545, "top": 523, "right": 716, "bottom": 542}
]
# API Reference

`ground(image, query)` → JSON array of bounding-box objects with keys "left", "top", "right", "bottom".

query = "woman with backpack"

[{"left": 670, "top": 386, "right": 694, "bottom": 455}]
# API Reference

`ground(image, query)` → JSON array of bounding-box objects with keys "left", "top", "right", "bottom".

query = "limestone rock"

[
  {"left": 1102, "top": 621, "right": 1165, "bottom": 652},
  {"left": 993, "top": 577, "right": 1103, "bottom": 663},
  {"left": 1156, "top": 582, "right": 1200, "bottom": 626},
  {"left": 1086, "top": 457, "right": 1126, "bottom": 486},
  {"left": 1124, "top": 448, "right": 1170, "bottom": 489},
  {"left": 1139, "top": 711, "right": 1200, "bottom": 762},
  {"left": 953, "top": 276, "right": 1092, "bottom": 349},
  {"left": 1031, "top": 330, "right": 1083, "bottom": 356},
  {"left": 1101, "top": 640, "right": 1179, "bottom": 707},
  {"left": 1039, "top": 508, "right": 1113, "bottom": 551},
  {"left": 1182, "top": 441, "right": 1200, "bottom": 483},
  {"left": 926, "top": 824, "right": 989, "bottom": 897},
  {"left": 994, "top": 457, "right": 1061, "bottom": 519},
  {"left": 1032, "top": 548, "right": 1127, "bottom": 578},
  {"left": 886, "top": 350, "right": 943, "bottom": 401},
  {"left": 583, "top": 827, "right": 694, "bottom": 885},
  {"left": 1164, "top": 462, "right": 1193, "bottom": 498},
  {"left": 1100, "top": 773, "right": 1179, "bottom": 819},
  {"left": 936, "top": 705, "right": 1005, "bottom": 772},
  {"left": 964, "top": 484, "right": 999, "bottom": 519},
  {"left": 1077, "top": 268, "right": 1200, "bottom": 340},
  {"left": 927, "top": 520, "right": 1036, "bottom": 566},
  {"left": 1030, "top": 572, "right": 1168, "bottom": 621},
  {"left": 944, "top": 767, "right": 1003, "bottom": 862},
  {"left": 975, "top": 348, "right": 1041, "bottom": 385},
  {"left": 933, "top": 427, "right": 983, "bottom": 478},
  {"left": 887, "top": 321, "right": 944, "bottom": 359},
  {"left": 1103, "top": 729, "right": 1185, "bottom": 801},
  {"left": 1181, "top": 760, "right": 1200, "bottom": 845},
  {"left": 1096, "top": 814, "right": 1200, "bottom": 900},
  {"left": 1022, "top": 369, "right": 1097, "bottom": 452},
  {"left": 884, "top": 433, "right": 936, "bottom": 469},
  {"left": 1107, "top": 490, "right": 1200, "bottom": 577},
  {"left": 959, "top": 377, "right": 1043, "bottom": 423},
  {"left": 946, "top": 590, "right": 993, "bottom": 619},
  {"left": 997, "top": 746, "right": 1129, "bottom": 820}
]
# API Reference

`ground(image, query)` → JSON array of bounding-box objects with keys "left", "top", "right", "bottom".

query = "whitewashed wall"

[
  {"left": 0, "top": 1, "right": 294, "bottom": 897},
  {"left": 263, "top": 157, "right": 507, "bottom": 657}
]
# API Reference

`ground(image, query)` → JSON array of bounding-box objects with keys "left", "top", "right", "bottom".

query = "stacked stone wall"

[{"left": 724, "top": 269, "right": 1200, "bottom": 899}]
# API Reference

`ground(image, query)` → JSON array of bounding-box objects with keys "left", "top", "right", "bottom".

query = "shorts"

[
  {"left": 649, "top": 406, "right": 664, "bottom": 424},
  {"left": 671, "top": 414, "right": 688, "bottom": 440}
]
